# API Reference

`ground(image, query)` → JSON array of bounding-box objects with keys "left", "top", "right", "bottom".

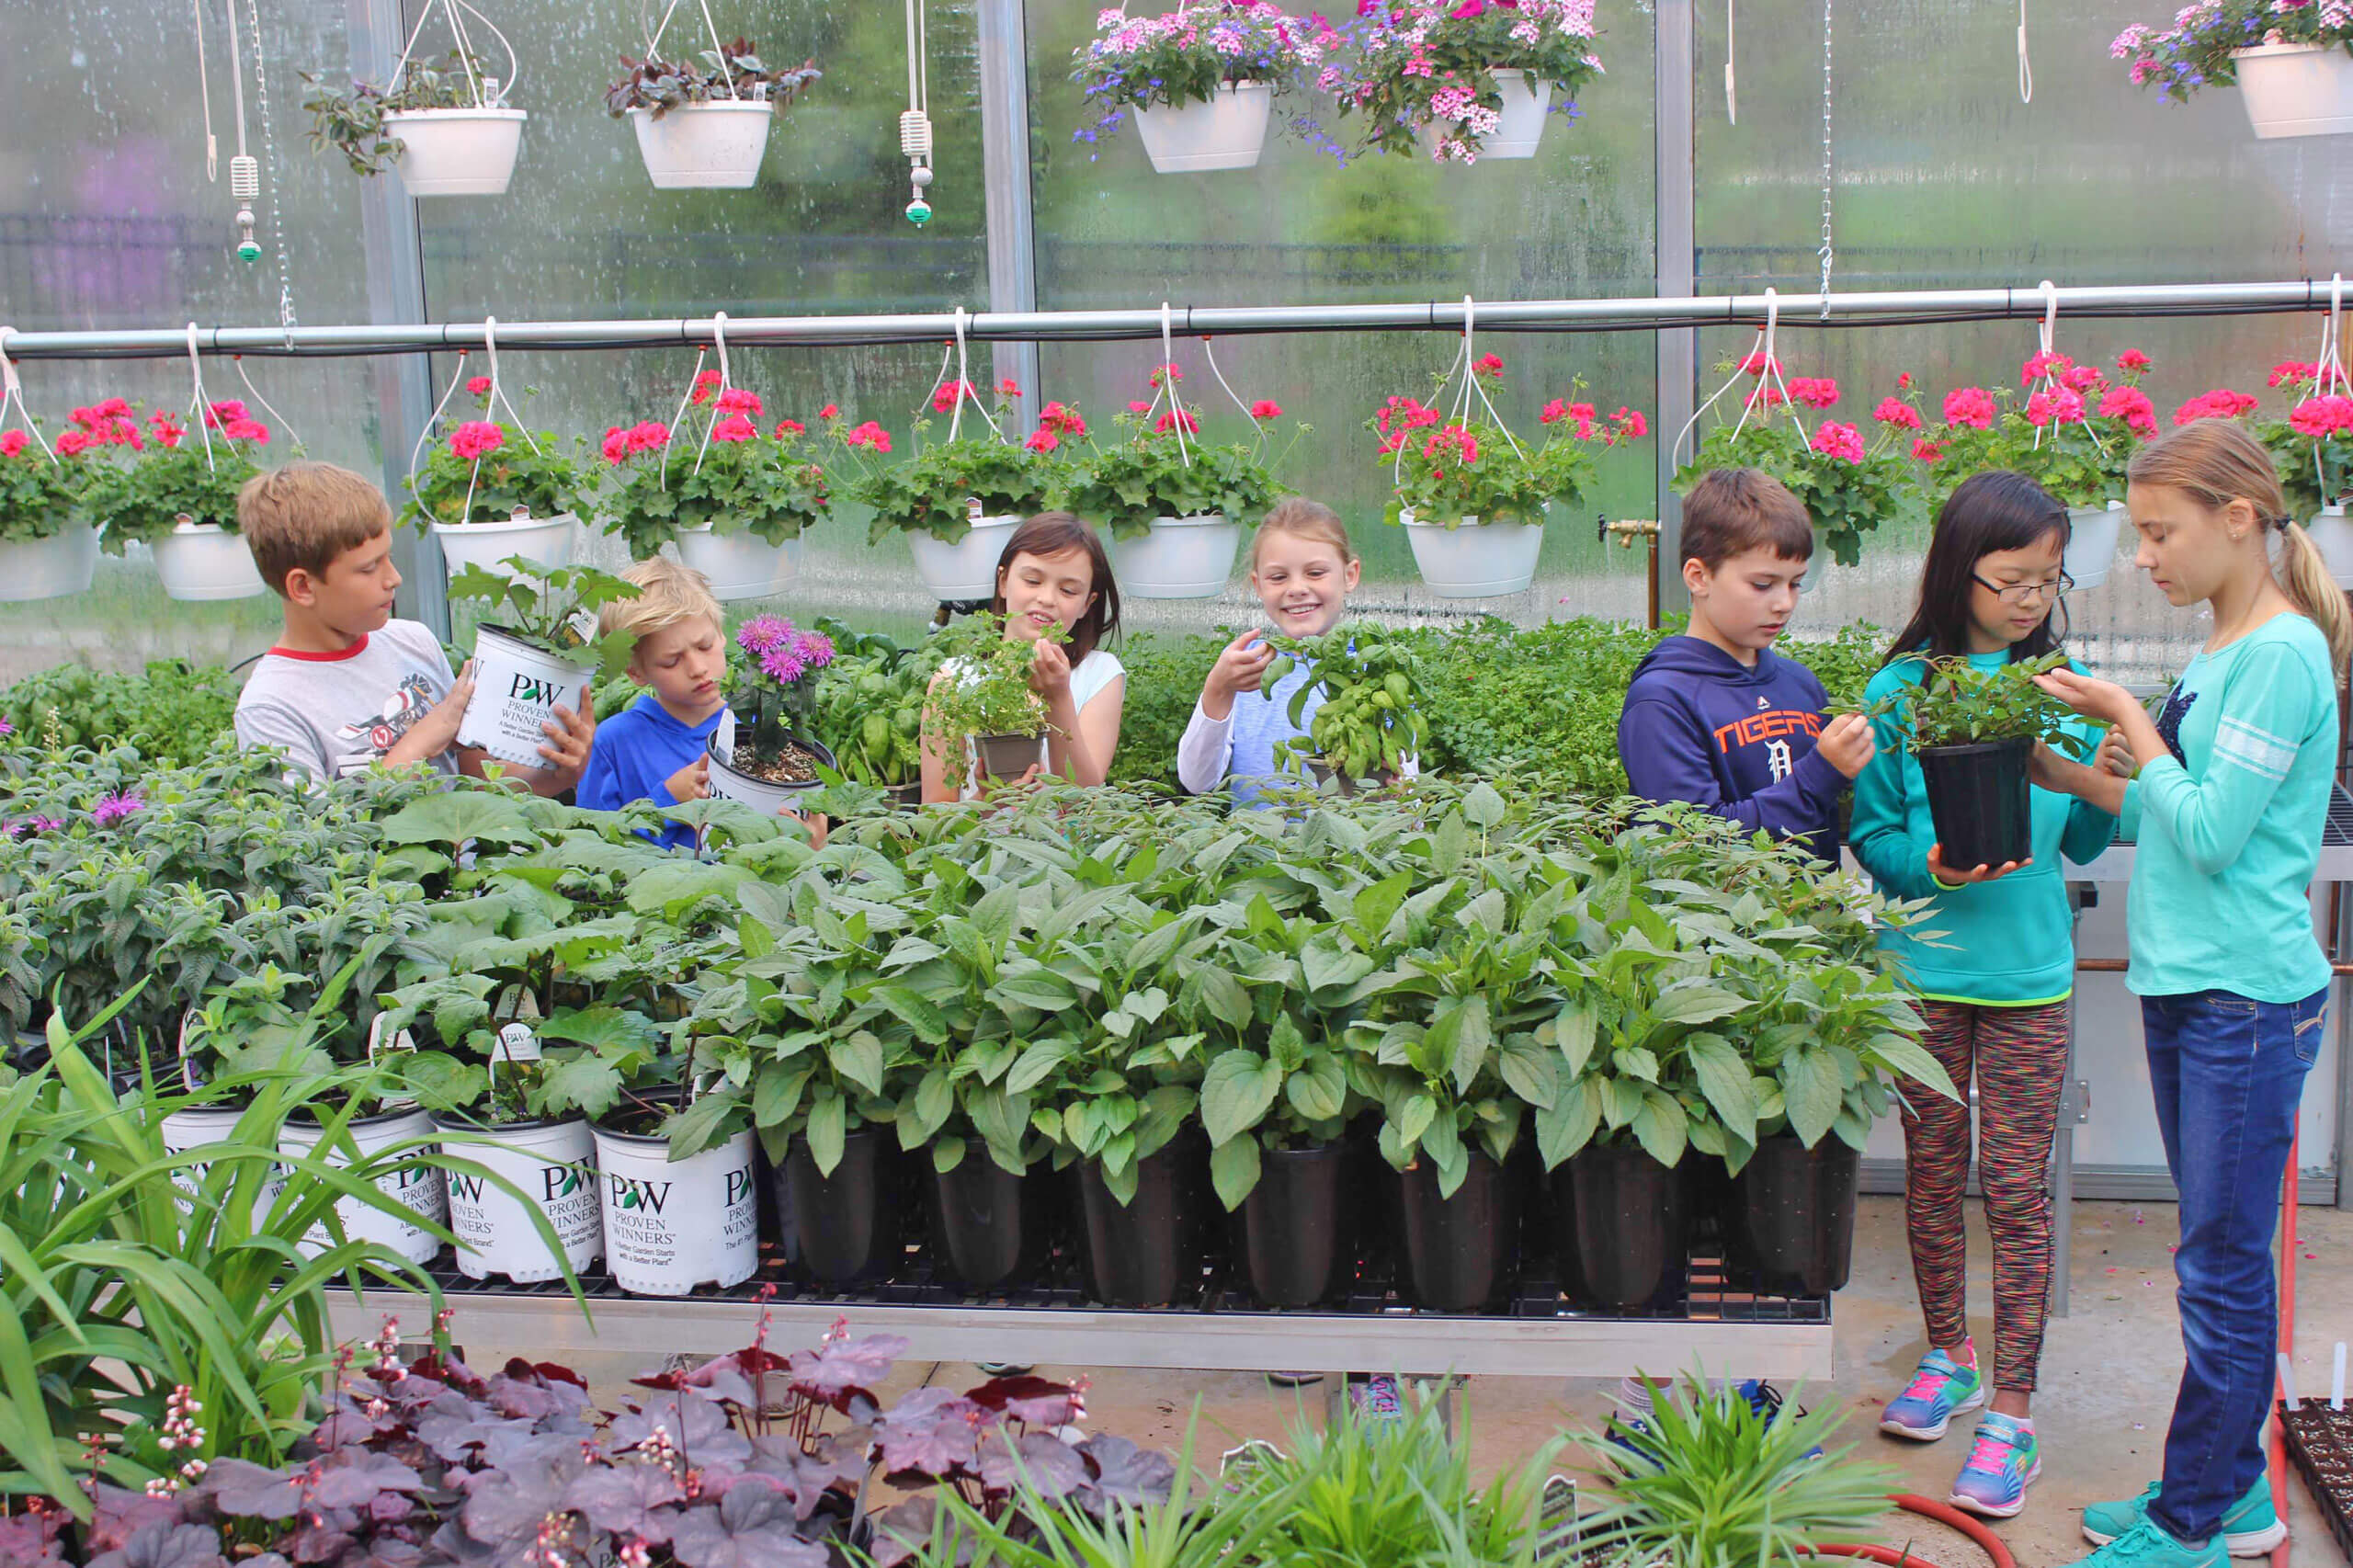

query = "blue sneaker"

[
  {"left": 1737, "top": 1379, "right": 1824, "bottom": 1460},
  {"left": 2057, "top": 1517, "right": 2222, "bottom": 1568},
  {"left": 1949, "top": 1414, "right": 2039, "bottom": 1518},
  {"left": 2083, "top": 1478, "right": 2286, "bottom": 1557},
  {"left": 1880, "top": 1346, "right": 1985, "bottom": 1441}
]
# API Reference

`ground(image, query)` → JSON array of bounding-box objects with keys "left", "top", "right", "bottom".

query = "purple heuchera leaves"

[
  {"left": 561, "top": 1462, "right": 685, "bottom": 1542},
  {"left": 665, "top": 1483, "right": 828, "bottom": 1568},
  {"left": 1075, "top": 1435, "right": 1177, "bottom": 1506},
  {"left": 978, "top": 1430, "right": 1092, "bottom": 1501},
  {"left": 787, "top": 1333, "right": 908, "bottom": 1404},
  {"left": 873, "top": 1388, "right": 983, "bottom": 1480},
  {"left": 86, "top": 1522, "right": 229, "bottom": 1568}
]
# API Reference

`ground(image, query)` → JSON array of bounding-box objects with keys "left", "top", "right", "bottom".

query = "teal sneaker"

[
  {"left": 1949, "top": 1414, "right": 2038, "bottom": 1518},
  {"left": 2083, "top": 1477, "right": 2286, "bottom": 1557},
  {"left": 1879, "top": 1346, "right": 1984, "bottom": 1441},
  {"left": 2059, "top": 1517, "right": 2222, "bottom": 1568}
]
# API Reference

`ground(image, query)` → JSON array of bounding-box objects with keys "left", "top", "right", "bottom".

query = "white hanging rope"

[
  {"left": 231, "top": 356, "right": 301, "bottom": 451},
  {"left": 0, "top": 328, "right": 58, "bottom": 463},
  {"left": 690, "top": 310, "right": 733, "bottom": 475},
  {"left": 644, "top": 0, "right": 741, "bottom": 98},
  {"left": 1674, "top": 287, "right": 1793, "bottom": 468},
  {"left": 663, "top": 345, "right": 710, "bottom": 493},
  {"left": 1200, "top": 335, "right": 1263, "bottom": 457},
  {"left": 1724, "top": 0, "right": 1737, "bottom": 124},
  {"left": 1449, "top": 296, "right": 1524, "bottom": 459},
  {"left": 392, "top": 0, "right": 521, "bottom": 108},
  {"left": 938, "top": 307, "right": 1000, "bottom": 445},
  {"left": 185, "top": 324, "right": 218, "bottom": 474},
  {"left": 193, "top": 0, "right": 218, "bottom": 182},
  {"left": 2018, "top": 0, "right": 2033, "bottom": 104},
  {"left": 1157, "top": 301, "right": 1190, "bottom": 469},
  {"left": 2302, "top": 273, "right": 2347, "bottom": 505}
]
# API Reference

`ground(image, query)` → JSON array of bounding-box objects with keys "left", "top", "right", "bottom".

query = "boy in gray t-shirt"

[{"left": 231, "top": 461, "right": 593, "bottom": 790}]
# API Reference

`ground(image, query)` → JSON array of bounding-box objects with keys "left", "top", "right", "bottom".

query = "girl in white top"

[{"left": 920, "top": 511, "right": 1128, "bottom": 803}]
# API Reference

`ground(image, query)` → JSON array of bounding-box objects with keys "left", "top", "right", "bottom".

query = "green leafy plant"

[
  {"left": 595, "top": 389, "right": 829, "bottom": 557},
  {"left": 839, "top": 386, "right": 1064, "bottom": 545},
  {"left": 0, "top": 659, "right": 240, "bottom": 765},
  {"left": 86, "top": 403, "right": 274, "bottom": 551},
  {"left": 1263, "top": 619, "right": 1428, "bottom": 782},
  {"left": 301, "top": 49, "right": 504, "bottom": 176},
  {"left": 0, "top": 428, "right": 88, "bottom": 543},
  {"left": 922, "top": 613, "right": 1057, "bottom": 758},
  {"left": 810, "top": 642, "right": 936, "bottom": 790},
  {"left": 401, "top": 384, "right": 582, "bottom": 532},
  {"left": 1373, "top": 365, "right": 1638, "bottom": 529},
  {"left": 1870, "top": 651, "right": 2087, "bottom": 753},
  {"left": 605, "top": 38, "right": 820, "bottom": 118},
  {"left": 1062, "top": 380, "right": 1289, "bottom": 541},
  {"left": 446, "top": 555, "right": 643, "bottom": 679},
  {"left": 1674, "top": 361, "right": 1917, "bottom": 568},
  {"left": 1334, "top": 0, "right": 1607, "bottom": 164},
  {"left": 1923, "top": 350, "right": 2156, "bottom": 512},
  {"left": 2254, "top": 359, "right": 2353, "bottom": 520}
]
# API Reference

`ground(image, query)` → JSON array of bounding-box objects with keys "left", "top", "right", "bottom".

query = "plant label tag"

[
  {"left": 967, "top": 496, "right": 984, "bottom": 524},
  {"left": 495, "top": 1022, "right": 542, "bottom": 1065},
  {"left": 494, "top": 983, "right": 542, "bottom": 1024},
  {"left": 366, "top": 1013, "right": 417, "bottom": 1061}
]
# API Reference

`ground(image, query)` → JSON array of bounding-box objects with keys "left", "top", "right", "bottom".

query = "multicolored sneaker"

[
  {"left": 2056, "top": 1517, "right": 2223, "bottom": 1568},
  {"left": 2082, "top": 1477, "right": 2286, "bottom": 1557},
  {"left": 1347, "top": 1373, "right": 1403, "bottom": 1421},
  {"left": 1949, "top": 1414, "right": 2039, "bottom": 1518},
  {"left": 1879, "top": 1347, "right": 1984, "bottom": 1441}
]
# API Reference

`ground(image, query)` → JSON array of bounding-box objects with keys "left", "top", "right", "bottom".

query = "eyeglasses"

[{"left": 1971, "top": 571, "right": 2074, "bottom": 606}]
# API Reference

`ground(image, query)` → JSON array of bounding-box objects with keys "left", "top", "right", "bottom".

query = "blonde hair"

[
  {"left": 2129, "top": 420, "right": 2353, "bottom": 676},
  {"left": 598, "top": 556, "right": 724, "bottom": 647},
  {"left": 237, "top": 461, "right": 392, "bottom": 593},
  {"left": 1254, "top": 496, "right": 1355, "bottom": 566}
]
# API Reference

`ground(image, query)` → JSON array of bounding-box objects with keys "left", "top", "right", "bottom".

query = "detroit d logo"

[{"left": 1766, "top": 739, "right": 1793, "bottom": 780}]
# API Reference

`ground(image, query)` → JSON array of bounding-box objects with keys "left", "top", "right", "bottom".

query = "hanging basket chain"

[
  {"left": 1816, "top": 0, "right": 1835, "bottom": 317},
  {"left": 244, "top": 0, "right": 298, "bottom": 336}
]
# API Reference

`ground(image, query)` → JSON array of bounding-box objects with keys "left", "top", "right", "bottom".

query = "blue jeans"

[{"left": 2141, "top": 987, "right": 2326, "bottom": 1544}]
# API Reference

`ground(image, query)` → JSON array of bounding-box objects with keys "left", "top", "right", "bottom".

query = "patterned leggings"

[{"left": 1900, "top": 998, "right": 2073, "bottom": 1392}]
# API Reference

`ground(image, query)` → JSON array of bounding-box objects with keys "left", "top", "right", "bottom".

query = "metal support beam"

[
  {"left": 1654, "top": 0, "right": 1696, "bottom": 616},
  {"left": 0, "top": 282, "right": 2339, "bottom": 361},
  {"left": 350, "top": 0, "right": 447, "bottom": 638},
  {"left": 976, "top": 0, "right": 1041, "bottom": 434}
]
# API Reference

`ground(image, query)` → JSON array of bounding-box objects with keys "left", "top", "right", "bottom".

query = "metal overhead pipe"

[{"left": 0, "top": 279, "right": 2337, "bottom": 361}]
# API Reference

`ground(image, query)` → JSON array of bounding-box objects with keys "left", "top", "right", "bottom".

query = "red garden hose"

[{"left": 1810, "top": 1494, "right": 2020, "bottom": 1568}]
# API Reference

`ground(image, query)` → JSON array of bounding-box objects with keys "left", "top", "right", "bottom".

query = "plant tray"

[{"left": 2279, "top": 1397, "right": 2353, "bottom": 1562}]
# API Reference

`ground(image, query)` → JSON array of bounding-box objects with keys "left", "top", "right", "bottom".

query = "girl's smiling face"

[
  {"left": 998, "top": 546, "right": 1097, "bottom": 641},
  {"left": 1251, "top": 529, "right": 1360, "bottom": 637}
]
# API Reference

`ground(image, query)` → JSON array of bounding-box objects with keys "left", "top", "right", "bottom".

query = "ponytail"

[{"left": 2130, "top": 420, "right": 2353, "bottom": 682}]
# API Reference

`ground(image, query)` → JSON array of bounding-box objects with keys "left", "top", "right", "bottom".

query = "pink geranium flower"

[
  {"left": 1809, "top": 420, "right": 1866, "bottom": 463},
  {"left": 1250, "top": 400, "right": 1284, "bottom": 419},
  {"left": 449, "top": 421, "right": 504, "bottom": 460},
  {"left": 2024, "top": 388, "right": 2086, "bottom": 426},
  {"left": 1154, "top": 409, "right": 1200, "bottom": 436},
  {"left": 1472, "top": 353, "right": 1504, "bottom": 380},
  {"left": 1942, "top": 387, "right": 1997, "bottom": 430},
  {"left": 710, "top": 415, "right": 757, "bottom": 443},
  {"left": 1872, "top": 397, "right": 1922, "bottom": 430},
  {"left": 1610, "top": 407, "right": 1649, "bottom": 440},
  {"left": 2290, "top": 395, "right": 2353, "bottom": 437},
  {"left": 2098, "top": 385, "right": 2157, "bottom": 437},
  {"left": 1040, "top": 402, "right": 1088, "bottom": 437},
  {"left": 845, "top": 421, "right": 892, "bottom": 453},
  {"left": 999, "top": 378, "right": 1022, "bottom": 397},
  {"left": 2020, "top": 350, "right": 2074, "bottom": 386},
  {"left": 2172, "top": 388, "right": 2261, "bottom": 426},
  {"left": 0, "top": 431, "right": 24, "bottom": 460},
  {"left": 1788, "top": 376, "right": 1839, "bottom": 409},
  {"left": 1913, "top": 437, "right": 1947, "bottom": 463},
  {"left": 601, "top": 426, "right": 631, "bottom": 464},
  {"left": 1740, "top": 351, "right": 1779, "bottom": 377},
  {"left": 2117, "top": 350, "right": 2153, "bottom": 375},
  {"left": 690, "top": 369, "right": 723, "bottom": 406},
  {"left": 2270, "top": 360, "right": 2320, "bottom": 390},
  {"left": 467, "top": 375, "right": 493, "bottom": 396},
  {"left": 716, "top": 388, "right": 763, "bottom": 417},
  {"left": 819, "top": 403, "right": 839, "bottom": 419},
  {"left": 774, "top": 418, "right": 806, "bottom": 437},
  {"left": 1025, "top": 427, "right": 1060, "bottom": 453}
]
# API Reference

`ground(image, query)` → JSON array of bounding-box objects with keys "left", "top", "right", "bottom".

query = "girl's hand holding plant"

[
  {"left": 1030, "top": 637, "right": 1075, "bottom": 703},
  {"left": 1202, "top": 629, "right": 1276, "bottom": 719},
  {"left": 1927, "top": 843, "right": 2029, "bottom": 884},
  {"left": 2032, "top": 666, "right": 2138, "bottom": 727}
]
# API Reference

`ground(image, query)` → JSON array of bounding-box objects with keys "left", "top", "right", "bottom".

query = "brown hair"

[
  {"left": 1253, "top": 496, "right": 1355, "bottom": 566},
  {"left": 990, "top": 511, "right": 1121, "bottom": 663},
  {"left": 237, "top": 461, "right": 392, "bottom": 594},
  {"left": 2129, "top": 420, "right": 2353, "bottom": 676},
  {"left": 598, "top": 556, "right": 723, "bottom": 645},
  {"left": 1678, "top": 467, "right": 1814, "bottom": 571}
]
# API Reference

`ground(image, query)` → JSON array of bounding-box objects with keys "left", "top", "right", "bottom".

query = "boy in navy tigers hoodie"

[{"left": 1617, "top": 467, "right": 1875, "bottom": 867}]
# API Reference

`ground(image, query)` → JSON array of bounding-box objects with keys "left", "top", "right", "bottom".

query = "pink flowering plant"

[
  {"left": 1070, "top": 2, "right": 1336, "bottom": 155},
  {"left": 595, "top": 375, "right": 829, "bottom": 559},
  {"left": 402, "top": 379, "right": 583, "bottom": 533},
  {"left": 2252, "top": 359, "right": 2353, "bottom": 517},
  {"left": 1924, "top": 350, "right": 2158, "bottom": 511},
  {"left": 1672, "top": 358, "right": 1915, "bottom": 566},
  {"left": 88, "top": 400, "right": 277, "bottom": 551},
  {"left": 841, "top": 381, "right": 1066, "bottom": 546},
  {"left": 1330, "top": 0, "right": 1604, "bottom": 163},
  {"left": 1375, "top": 359, "right": 1642, "bottom": 528},
  {"left": 0, "top": 420, "right": 94, "bottom": 545},
  {"left": 2112, "top": 0, "right": 2353, "bottom": 105},
  {"left": 1062, "top": 372, "right": 1293, "bottom": 540},
  {"left": 730, "top": 612, "right": 837, "bottom": 763}
]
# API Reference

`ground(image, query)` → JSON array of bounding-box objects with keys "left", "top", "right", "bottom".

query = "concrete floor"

[{"left": 494, "top": 1197, "right": 2353, "bottom": 1568}]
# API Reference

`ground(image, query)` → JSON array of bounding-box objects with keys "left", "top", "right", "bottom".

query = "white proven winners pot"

[
  {"left": 278, "top": 1106, "right": 448, "bottom": 1266},
  {"left": 457, "top": 626, "right": 594, "bottom": 771},
  {"left": 435, "top": 1116, "right": 603, "bottom": 1282},
  {"left": 629, "top": 101, "right": 774, "bottom": 188},
  {"left": 384, "top": 107, "right": 528, "bottom": 195},
  {"left": 591, "top": 1123, "right": 760, "bottom": 1295},
  {"left": 1132, "top": 82, "right": 1273, "bottom": 173}
]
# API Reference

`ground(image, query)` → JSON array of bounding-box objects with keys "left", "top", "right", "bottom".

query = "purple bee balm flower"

[
  {"left": 756, "top": 644, "right": 808, "bottom": 685},
  {"left": 0, "top": 719, "right": 13, "bottom": 737},
  {"left": 8, "top": 815, "right": 63, "bottom": 839},
  {"left": 736, "top": 614, "right": 795, "bottom": 656},
  {"left": 89, "top": 790, "right": 145, "bottom": 826},
  {"left": 793, "top": 630, "right": 835, "bottom": 671}
]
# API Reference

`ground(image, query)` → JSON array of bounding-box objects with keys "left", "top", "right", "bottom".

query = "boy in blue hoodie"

[{"left": 1618, "top": 467, "right": 1874, "bottom": 865}]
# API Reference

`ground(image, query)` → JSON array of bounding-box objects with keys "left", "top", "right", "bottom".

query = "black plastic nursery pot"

[
  {"left": 780, "top": 1129, "right": 903, "bottom": 1285},
  {"left": 1683, "top": 1154, "right": 1756, "bottom": 1275},
  {"left": 927, "top": 1153, "right": 1054, "bottom": 1291},
  {"left": 1736, "top": 1133, "right": 1860, "bottom": 1296},
  {"left": 1916, "top": 735, "right": 2034, "bottom": 872},
  {"left": 1552, "top": 1142, "right": 1688, "bottom": 1312},
  {"left": 973, "top": 733, "right": 1042, "bottom": 784},
  {"left": 1398, "top": 1148, "right": 1518, "bottom": 1312},
  {"left": 1237, "top": 1142, "right": 1350, "bottom": 1308},
  {"left": 1074, "top": 1139, "right": 1207, "bottom": 1307}
]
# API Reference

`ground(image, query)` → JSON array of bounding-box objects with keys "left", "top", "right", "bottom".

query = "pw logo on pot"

[{"left": 508, "top": 673, "right": 564, "bottom": 706}]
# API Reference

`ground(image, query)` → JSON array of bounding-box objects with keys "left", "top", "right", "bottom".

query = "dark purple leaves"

[
  {"left": 611, "top": 1394, "right": 752, "bottom": 1470},
  {"left": 198, "top": 1460, "right": 308, "bottom": 1522},
  {"left": 875, "top": 1389, "right": 983, "bottom": 1480},
  {"left": 967, "top": 1374, "right": 1082, "bottom": 1428},
  {"left": 978, "top": 1431, "right": 1090, "bottom": 1500},
  {"left": 868, "top": 1496, "right": 976, "bottom": 1568},
  {"left": 664, "top": 1482, "right": 828, "bottom": 1568},
  {"left": 457, "top": 1437, "right": 591, "bottom": 1548},
  {"left": 787, "top": 1333, "right": 907, "bottom": 1407},
  {"left": 1078, "top": 1435, "right": 1176, "bottom": 1506},
  {"left": 85, "top": 1523, "right": 228, "bottom": 1568},
  {"left": 307, "top": 1451, "right": 424, "bottom": 1512},
  {"left": 0, "top": 1512, "right": 67, "bottom": 1568},
  {"left": 561, "top": 1463, "right": 686, "bottom": 1542}
]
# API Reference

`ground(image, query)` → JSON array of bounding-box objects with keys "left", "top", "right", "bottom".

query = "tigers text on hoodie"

[{"left": 1616, "top": 635, "right": 1844, "bottom": 866}]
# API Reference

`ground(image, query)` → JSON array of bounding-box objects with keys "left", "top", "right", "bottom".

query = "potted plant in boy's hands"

[
  {"left": 2256, "top": 358, "right": 2353, "bottom": 585},
  {"left": 1675, "top": 358, "right": 1914, "bottom": 568},
  {"left": 597, "top": 378, "right": 830, "bottom": 599},
  {"left": 2113, "top": 1, "right": 2353, "bottom": 139},
  {"left": 607, "top": 36, "right": 819, "bottom": 189},
  {"left": 405, "top": 378, "right": 584, "bottom": 577},
  {"left": 1064, "top": 374, "right": 1290, "bottom": 597},
  {"left": 707, "top": 614, "right": 839, "bottom": 815},
  {"left": 1262, "top": 619, "right": 1427, "bottom": 789},
  {"left": 838, "top": 384, "right": 1064, "bottom": 602},
  {"left": 923, "top": 612, "right": 1059, "bottom": 786},
  {"left": 85, "top": 400, "right": 275, "bottom": 601},
  {"left": 1868, "top": 649, "right": 2090, "bottom": 873},
  {"left": 0, "top": 420, "right": 99, "bottom": 603},
  {"left": 1334, "top": 0, "right": 1605, "bottom": 163},
  {"left": 446, "top": 555, "right": 640, "bottom": 770},
  {"left": 1070, "top": 2, "right": 1334, "bottom": 173},
  {"left": 1379, "top": 358, "right": 1643, "bottom": 597},
  {"left": 302, "top": 25, "right": 529, "bottom": 197}
]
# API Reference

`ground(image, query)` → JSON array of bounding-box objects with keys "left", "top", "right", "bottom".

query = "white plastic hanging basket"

[
  {"left": 0, "top": 524, "right": 98, "bottom": 602},
  {"left": 591, "top": 1123, "right": 760, "bottom": 1296},
  {"left": 676, "top": 523, "right": 800, "bottom": 600},
  {"left": 2230, "top": 43, "right": 2353, "bottom": 139},
  {"left": 2063, "top": 502, "right": 2126, "bottom": 593},
  {"left": 908, "top": 512, "right": 1020, "bottom": 601},
  {"left": 150, "top": 520, "right": 266, "bottom": 602},
  {"left": 706, "top": 716, "right": 835, "bottom": 819},
  {"left": 1114, "top": 514, "right": 1240, "bottom": 599},
  {"left": 435, "top": 1116, "right": 603, "bottom": 1283},
  {"left": 630, "top": 101, "right": 774, "bottom": 188},
  {"left": 384, "top": 108, "right": 529, "bottom": 196},
  {"left": 457, "top": 625, "right": 596, "bottom": 770},
  {"left": 1417, "top": 68, "right": 1552, "bottom": 161},
  {"left": 278, "top": 1106, "right": 447, "bottom": 1266},
  {"left": 432, "top": 510, "right": 576, "bottom": 578},
  {"left": 1132, "top": 81, "right": 1274, "bottom": 173},
  {"left": 2308, "top": 502, "right": 2353, "bottom": 589},
  {"left": 1400, "top": 508, "right": 1545, "bottom": 597}
]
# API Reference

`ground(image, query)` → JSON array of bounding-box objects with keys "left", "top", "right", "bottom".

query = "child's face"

[
  {"left": 1250, "top": 529, "right": 1359, "bottom": 638},
  {"left": 630, "top": 617, "right": 728, "bottom": 722},
  {"left": 2128, "top": 482, "right": 2256, "bottom": 608},
  {"left": 998, "top": 547, "right": 1097, "bottom": 642},
  {"left": 1686, "top": 546, "right": 1808, "bottom": 653},
  {"left": 290, "top": 529, "right": 401, "bottom": 636},
  {"left": 1965, "top": 529, "right": 2065, "bottom": 650}
]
